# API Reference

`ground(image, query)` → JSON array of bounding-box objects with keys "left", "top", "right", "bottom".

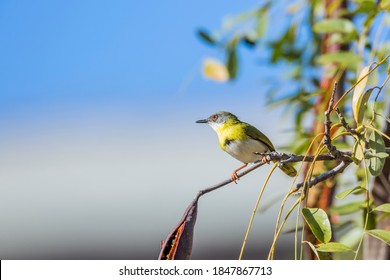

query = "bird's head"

[{"left": 196, "top": 111, "right": 239, "bottom": 132}]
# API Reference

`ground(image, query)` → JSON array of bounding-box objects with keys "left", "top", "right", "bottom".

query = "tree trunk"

[{"left": 303, "top": 0, "right": 348, "bottom": 259}]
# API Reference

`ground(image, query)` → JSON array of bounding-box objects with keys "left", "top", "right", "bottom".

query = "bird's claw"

[
  {"left": 231, "top": 172, "right": 239, "bottom": 184},
  {"left": 261, "top": 155, "right": 270, "bottom": 164}
]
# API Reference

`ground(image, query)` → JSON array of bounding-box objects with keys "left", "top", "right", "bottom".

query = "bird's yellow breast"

[
  {"left": 215, "top": 122, "right": 246, "bottom": 149},
  {"left": 214, "top": 122, "right": 270, "bottom": 163}
]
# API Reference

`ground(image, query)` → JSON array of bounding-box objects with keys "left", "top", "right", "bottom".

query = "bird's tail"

[{"left": 278, "top": 162, "right": 297, "bottom": 177}]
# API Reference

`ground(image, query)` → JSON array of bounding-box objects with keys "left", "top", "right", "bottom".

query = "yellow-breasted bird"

[{"left": 196, "top": 111, "right": 297, "bottom": 182}]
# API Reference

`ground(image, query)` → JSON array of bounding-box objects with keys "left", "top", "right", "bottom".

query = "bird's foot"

[
  {"left": 230, "top": 172, "right": 239, "bottom": 184},
  {"left": 261, "top": 155, "right": 270, "bottom": 164},
  {"left": 230, "top": 163, "right": 248, "bottom": 184}
]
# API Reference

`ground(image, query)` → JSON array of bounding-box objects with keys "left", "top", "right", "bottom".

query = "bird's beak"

[{"left": 196, "top": 119, "right": 208, "bottom": 124}]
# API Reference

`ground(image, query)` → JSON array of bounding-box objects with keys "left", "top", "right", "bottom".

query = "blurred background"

[{"left": 0, "top": 0, "right": 300, "bottom": 259}]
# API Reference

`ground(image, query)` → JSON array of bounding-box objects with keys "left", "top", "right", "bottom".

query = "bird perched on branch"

[{"left": 196, "top": 111, "right": 297, "bottom": 182}]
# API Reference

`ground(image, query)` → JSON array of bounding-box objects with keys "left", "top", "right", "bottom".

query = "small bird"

[{"left": 196, "top": 111, "right": 297, "bottom": 182}]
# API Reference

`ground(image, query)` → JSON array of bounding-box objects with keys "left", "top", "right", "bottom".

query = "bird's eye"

[{"left": 211, "top": 114, "right": 218, "bottom": 121}]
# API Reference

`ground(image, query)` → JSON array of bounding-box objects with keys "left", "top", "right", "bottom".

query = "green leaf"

[
  {"left": 375, "top": 152, "right": 390, "bottom": 159},
  {"left": 316, "top": 242, "right": 354, "bottom": 253},
  {"left": 336, "top": 186, "right": 366, "bottom": 199},
  {"left": 373, "top": 203, "right": 390, "bottom": 213},
  {"left": 317, "top": 251, "right": 333, "bottom": 260},
  {"left": 367, "top": 229, "right": 390, "bottom": 246},
  {"left": 327, "top": 32, "right": 357, "bottom": 44},
  {"left": 316, "top": 51, "right": 361, "bottom": 70},
  {"left": 368, "top": 131, "right": 386, "bottom": 176},
  {"left": 226, "top": 47, "right": 238, "bottom": 80},
  {"left": 302, "top": 208, "right": 332, "bottom": 243},
  {"left": 364, "top": 208, "right": 376, "bottom": 230},
  {"left": 354, "top": 0, "right": 380, "bottom": 13},
  {"left": 313, "top": 19, "right": 357, "bottom": 34},
  {"left": 330, "top": 201, "right": 366, "bottom": 215},
  {"left": 365, "top": 151, "right": 389, "bottom": 160},
  {"left": 352, "top": 65, "right": 371, "bottom": 124},
  {"left": 197, "top": 29, "right": 217, "bottom": 45},
  {"left": 352, "top": 138, "right": 365, "bottom": 163}
]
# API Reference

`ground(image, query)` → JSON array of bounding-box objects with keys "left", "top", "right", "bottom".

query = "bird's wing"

[{"left": 243, "top": 123, "right": 275, "bottom": 151}]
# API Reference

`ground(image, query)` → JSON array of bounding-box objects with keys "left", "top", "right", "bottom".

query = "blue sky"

[
  {"left": 0, "top": 0, "right": 297, "bottom": 259},
  {"left": 0, "top": 0, "right": 269, "bottom": 117}
]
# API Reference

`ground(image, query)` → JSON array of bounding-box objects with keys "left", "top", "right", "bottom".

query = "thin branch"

[
  {"left": 197, "top": 147, "right": 390, "bottom": 198},
  {"left": 335, "top": 107, "right": 357, "bottom": 135},
  {"left": 323, "top": 83, "right": 342, "bottom": 157},
  {"left": 256, "top": 151, "right": 352, "bottom": 164},
  {"left": 196, "top": 161, "right": 266, "bottom": 199},
  {"left": 296, "top": 160, "right": 351, "bottom": 189}
]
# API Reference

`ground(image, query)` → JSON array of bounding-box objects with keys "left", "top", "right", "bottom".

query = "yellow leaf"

[
  {"left": 352, "top": 66, "right": 370, "bottom": 124},
  {"left": 202, "top": 58, "right": 229, "bottom": 82}
]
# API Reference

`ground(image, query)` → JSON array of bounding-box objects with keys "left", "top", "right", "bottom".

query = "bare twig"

[
  {"left": 196, "top": 161, "right": 267, "bottom": 199},
  {"left": 335, "top": 107, "right": 357, "bottom": 135},
  {"left": 197, "top": 147, "right": 390, "bottom": 197},
  {"left": 323, "top": 83, "right": 342, "bottom": 157},
  {"left": 256, "top": 151, "right": 352, "bottom": 164},
  {"left": 296, "top": 160, "right": 351, "bottom": 189}
]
